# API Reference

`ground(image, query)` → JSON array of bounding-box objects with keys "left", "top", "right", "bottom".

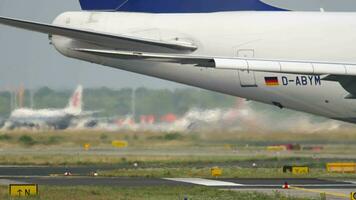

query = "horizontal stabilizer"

[{"left": 0, "top": 16, "right": 197, "bottom": 52}]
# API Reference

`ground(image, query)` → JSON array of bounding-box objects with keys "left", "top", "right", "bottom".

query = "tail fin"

[
  {"left": 65, "top": 85, "right": 83, "bottom": 116},
  {"left": 79, "top": 0, "right": 128, "bottom": 11},
  {"left": 79, "top": 0, "right": 286, "bottom": 13}
]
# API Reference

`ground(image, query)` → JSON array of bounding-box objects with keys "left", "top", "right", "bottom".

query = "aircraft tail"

[
  {"left": 78, "top": 0, "right": 286, "bottom": 13},
  {"left": 65, "top": 85, "right": 83, "bottom": 116}
]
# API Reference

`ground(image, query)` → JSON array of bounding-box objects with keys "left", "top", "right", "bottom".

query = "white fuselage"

[
  {"left": 8, "top": 108, "right": 72, "bottom": 129},
  {"left": 11, "top": 108, "right": 67, "bottom": 118},
  {"left": 51, "top": 11, "right": 356, "bottom": 123},
  {"left": 6, "top": 85, "right": 83, "bottom": 129}
]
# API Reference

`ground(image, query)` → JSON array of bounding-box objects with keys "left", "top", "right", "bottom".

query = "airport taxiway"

[
  {"left": 0, "top": 165, "right": 355, "bottom": 200},
  {"left": 0, "top": 165, "right": 355, "bottom": 189},
  {"left": 0, "top": 177, "right": 354, "bottom": 189}
]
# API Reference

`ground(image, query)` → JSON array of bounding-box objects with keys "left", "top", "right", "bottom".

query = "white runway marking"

[
  {"left": 164, "top": 178, "right": 243, "bottom": 186},
  {"left": 0, "top": 179, "right": 29, "bottom": 185},
  {"left": 346, "top": 181, "right": 356, "bottom": 184}
]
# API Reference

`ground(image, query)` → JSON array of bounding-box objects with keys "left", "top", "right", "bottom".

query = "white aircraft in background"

[
  {"left": 2, "top": 0, "right": 356, "bottom": 123},
  {"left": 4, "top": 86, "right": 83, "bottom": 130}
]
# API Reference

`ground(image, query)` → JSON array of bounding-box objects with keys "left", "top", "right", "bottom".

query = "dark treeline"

[{"left": 0, "top": 87, "right": 236, "bottom": 118}]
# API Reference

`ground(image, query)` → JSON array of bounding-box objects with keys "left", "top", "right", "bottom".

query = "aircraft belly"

[
  {"left": 9, "top": 115, "right": 72, "bottom": 130},
  {"left": 92, "top": 55, "right": 352, "bottom": 119}
]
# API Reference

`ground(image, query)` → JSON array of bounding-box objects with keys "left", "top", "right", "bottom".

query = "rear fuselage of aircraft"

[{"left": 50, "top": 11, "right": 356, "bottom": 123}]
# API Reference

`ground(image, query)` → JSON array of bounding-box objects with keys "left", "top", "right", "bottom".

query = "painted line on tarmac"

[
  {"left": 237, "top": 184, "right": 356, "bottom": 187},
  {"left": 0, "top": 179, "right": 30, "bottom": 186},
  {"left": 0, "top": 176, "right": 55, "bottom": 178},
  {"left": 290, "top": 186, "right": 349, "bottom": 198},
  {"left": 164, "top": 178, "right": 356, "bottom": 189},
  {"left": 164, "top": 178, "right": 243, "bottom": 186}
]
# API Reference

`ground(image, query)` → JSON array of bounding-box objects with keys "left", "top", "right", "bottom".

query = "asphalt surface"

[
  {"left": 0, "top": 177, "right": 354, "bottom": 189},
  {"left": 0, "top": 166, "right": 355, "bottom": 189},
  {"left": 0, "top": 165, "right": 112, "bottom": 176},
  {"left": 0, "top": 177, "right": 190, "bottom": 187}
]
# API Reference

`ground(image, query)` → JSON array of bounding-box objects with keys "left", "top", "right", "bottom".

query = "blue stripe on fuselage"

[{"left": 79, "top": 0, "right": 287, "bottom": 13}]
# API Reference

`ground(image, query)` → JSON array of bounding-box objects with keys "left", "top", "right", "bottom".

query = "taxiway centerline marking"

[{"left": 0, "top": 179, "right": 29, "bottom": 186}]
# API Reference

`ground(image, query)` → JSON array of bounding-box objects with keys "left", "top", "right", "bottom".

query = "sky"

[
  {"left": 0, "top": 0, "right": 183, "bottom": 90},
  {"left": 1, "top": 0, "right": 356, "bottom": 90}
]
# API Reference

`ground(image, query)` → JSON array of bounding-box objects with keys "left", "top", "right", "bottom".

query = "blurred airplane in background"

[
  {"left": 3, "top": 86, "right": 83, "bottom": 130},
  {"left": 2, "top": 0, "right": 356, "bottom": 124}
]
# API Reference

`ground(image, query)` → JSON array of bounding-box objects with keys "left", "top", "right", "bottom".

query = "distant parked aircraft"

[{"left": 4, "top": 86, "right": 83, "bottom": 130}]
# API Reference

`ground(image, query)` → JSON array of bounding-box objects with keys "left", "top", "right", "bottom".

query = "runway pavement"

[
  {"left": 0, "top": 165, "right": 355, "bottom": 190},
  {"left": 0, "top": 165, "right": 115, "bottom": 176},
  {"left": 0, "top": 177, "right": 355, "bottom": 189}
]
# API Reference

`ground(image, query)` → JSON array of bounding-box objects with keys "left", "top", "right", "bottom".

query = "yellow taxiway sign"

[{"left": 9, "top": 184, "right": 38, "bottom": 197}]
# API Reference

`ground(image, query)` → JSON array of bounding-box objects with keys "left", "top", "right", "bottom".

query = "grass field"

[
  {"left": 0, "top": 186, "right": 314, "bottom": 200},
  {"left": 0, "top": 130, "right": 355, "bottom": 178},
  {"left": 2, "top": 129, "right": 356, "bottom": 148},
  {"left": 0, "top": 129, "right": 355, "bottom": 199}
]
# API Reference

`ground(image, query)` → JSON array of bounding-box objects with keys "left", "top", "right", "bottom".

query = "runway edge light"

[{"left": 282, "top": 182, "right": 290, "bottom": 189}]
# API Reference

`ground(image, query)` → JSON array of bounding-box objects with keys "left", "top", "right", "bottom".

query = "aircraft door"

[{"left": 237, "top": 49, "right": 257, "bottom": 87}]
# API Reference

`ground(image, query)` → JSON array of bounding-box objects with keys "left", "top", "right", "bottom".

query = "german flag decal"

[{"left": 265, "top": 77, "right": 279, "bottom": 86}]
